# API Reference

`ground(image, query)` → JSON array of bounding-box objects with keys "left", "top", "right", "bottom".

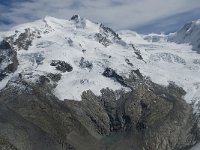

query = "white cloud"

[{"left": 0, "top": 0, "right": 200, "bottom": 31}]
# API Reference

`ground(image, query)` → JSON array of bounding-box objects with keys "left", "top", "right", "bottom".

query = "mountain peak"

[
  {"left": 0, "top": 16, "right": 200, "bottom": 105},
  {"left": 70, "top": 14, "right": 87, "bottom": 28},
  {"left": 70, "top": 14, "right": 81, "bottom": 21},
  {"left": 168, "top": 18, "right": 200, "bottom": 53}
]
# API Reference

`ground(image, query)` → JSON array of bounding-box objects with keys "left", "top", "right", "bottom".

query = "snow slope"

[
  {"left": 0, "top": 16, "right": 200, "bottom": 112},
  {"left": 0, "top": 16, "right": 137, "bottom": 100}
]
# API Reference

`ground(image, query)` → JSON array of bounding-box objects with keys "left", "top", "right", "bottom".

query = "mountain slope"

[
  {"left": 0, "top": 16, "right": 200, "bottom": 106},
  {"left": 0, "top": 15, "right": 200, "bottom": 150},
  {"left": 0, "top": 15, "right": 142, "bottom": 101},
  {"left": 168, "top": 19, "right": 200, "bottom": 53},
  {"left": 119, "top": 30, "right": 200, "bottom": 112}
]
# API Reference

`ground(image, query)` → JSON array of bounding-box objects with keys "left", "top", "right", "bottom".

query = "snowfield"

[{"left": 0, "top": 16, "right": 200, "bottom": 112}]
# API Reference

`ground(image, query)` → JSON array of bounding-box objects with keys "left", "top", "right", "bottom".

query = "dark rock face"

[
  {"left": 102, "top": 68, "right": 143, "bottom": 90},
  {"left": 125, "top": 83, "right": 195, "bottom": 150},
  {"left": 95, "top": 23, "right": 127, "bottom": 48},
  {"left": 0, "top": 76, "right": 95, "bottom": 150},
  {"left": 102, "top": 68, "right": 128, "bottom": 88},
  {"left": 95, "top": 33, "right": 112, "bottom": 47},
  {"left": 100, "top": 24, "right": 121, "bottom": 41},
  {"left": 70, "top": 15, "right": 86, "bottom": 28},
  {"left": 50, "top": 60, "right": 73, "bottom": 72},
  {"left": 5, "top": 28, "right": 40, "bottom": 51},
  {"left": 70, "top": 15, "right": 79, "bottom": 21},
  {"left": 79, "top": 57, "right": 93, "bottom": 69},
  {"left": 65, "top": 91, "right": 111, "bottom": 138},
  {"left": 0, "top": 136, "right": 18, "bottom": 150},
  {"left": 14, "top": 28, "right": 33, "bottom": 50},
  {"left": 47, "top": 73, "right": 62, "bottom": 82},
  {"left": 130, "top": 44, "right": 143, "bottom": 60},
  {"left": 0, "top": 40, "right": 18, "bottom": 81},
  {"left": 0, "top": 72, "right": 198, "bottom": 150},
  {"left": 99, "top": 89, "right": 132, "bottom": 133}
]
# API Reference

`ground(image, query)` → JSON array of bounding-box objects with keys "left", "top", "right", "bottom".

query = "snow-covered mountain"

[
  {"left": 0, "top": 15, "right": 141, "bottom": 100},
  {"left": 2, "top": 15, "right": 200, "bottom": 108},
  {"left": 1, "top": 15, "right": 200, "bottom": 150},
  {"left": 168, "top": 19, "right": 200, "bottom": 53}
]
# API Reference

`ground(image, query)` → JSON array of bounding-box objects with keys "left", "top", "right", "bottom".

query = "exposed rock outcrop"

[
  {"left": 95, "top": 33, "right": 112, "bottom": 47},
  {"left": 5, "top": 28, "right": 41, "bottom": 51},
  {"left": 50, "top": 60, "right": 73, "bottom": 72},
  {"left": 0, "top": 40, "right": 18, "bottom": 81},
  {"left": 79, "top": 57, "right": 93, "bottom": 69}
]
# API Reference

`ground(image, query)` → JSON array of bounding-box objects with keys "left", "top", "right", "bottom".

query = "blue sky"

[{"left": 0, "top": 0, "right": 200, "bottom": 34}]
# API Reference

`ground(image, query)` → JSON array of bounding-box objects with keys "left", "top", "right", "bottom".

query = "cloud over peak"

[{"left": 0, "top": 0, "right": 200, "bottom": 33}]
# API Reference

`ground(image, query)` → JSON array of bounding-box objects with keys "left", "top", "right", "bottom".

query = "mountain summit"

[
  {"left": 168, "top": 19, "right": 200, "bottom": 53},
  {"left": 0, "top": 16, "right": 200, "bottom": 150},
  {"left": 0, "top": 15, "right": 142, "bottom": 100}
]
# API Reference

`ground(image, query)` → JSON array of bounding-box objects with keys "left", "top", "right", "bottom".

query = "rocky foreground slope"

[{"left": 0, "top": 15, "right": 200, "bottom": 150}]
